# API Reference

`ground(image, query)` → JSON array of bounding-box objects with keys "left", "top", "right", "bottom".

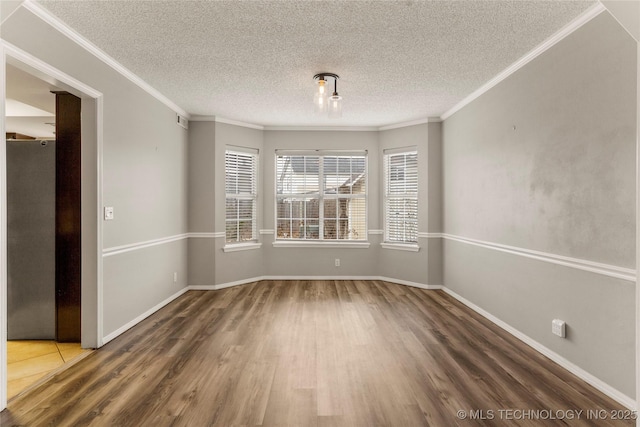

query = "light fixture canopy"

[{"left": 314, "top": 73, "right": 341, "bottom": 118}]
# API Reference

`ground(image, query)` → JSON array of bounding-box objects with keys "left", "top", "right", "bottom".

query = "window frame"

[
  {"left": 274, "top": 150, "right": 369, "bottom": 246},
  {"left": 383, "top": 147, "right": 419, "bottom": 247},
  {"left": 224, "top": 146, "right": 259, "bottom": 249}
]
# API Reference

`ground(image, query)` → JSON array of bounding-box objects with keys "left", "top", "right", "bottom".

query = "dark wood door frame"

[{"left": 54, "top": 91, "right": 81, "bottom": 342}]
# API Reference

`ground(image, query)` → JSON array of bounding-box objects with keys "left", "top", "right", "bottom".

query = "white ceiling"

[
  {"left": 5, "top": 64, "right": 57, "bottom": 139},
  {"left": 36, "top": 0, "right": 596, "bottom": 127}
]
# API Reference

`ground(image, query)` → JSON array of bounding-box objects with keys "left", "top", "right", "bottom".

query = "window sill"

[
  {"left": 380, "top": 243, "right": 420, "bottom": 252},
  {"left": 273, "top": 241, "right": 370, "bottom": 249},
  {"left": 222, "top": 242, "right": 262, "bottom": 252}
]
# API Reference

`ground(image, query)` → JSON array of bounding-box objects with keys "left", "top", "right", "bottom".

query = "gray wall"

[
  {"left": 378, "top": 123, "right": 442, "bottom": 285},
  {"left": 427, "top": 122, "right": 443, "bottom": 286},
  {"left": 2, "top": 6, "right": 190, "bottom": 341},
  {"left": 187, "top": 125, "right": 443, "bottom": 286},
  {"left": 6, "top": 140, "right": 55, "bottom": 339},
  {"left": 188, "top": 121, "right": 216, "bottom": 287},
  {"left": 188, "top": 121, "right": 267, "bottom": 287},
  {"left": 3, "top": 0, "right": 635, "bottom": 407},
  {"left": 213, "top": 122, "right": 264, "bottom": 285},
  {"left": 262, "top": 130, "right": 381, "bottom": 278},
  {"left": 442, "top": 12, "right": 637, "bottom": 398}
]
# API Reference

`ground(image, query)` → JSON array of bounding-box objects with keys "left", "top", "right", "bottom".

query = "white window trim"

[
  {"left": 272, "top": 241, "right": 370, "bottom": 249},
  {"left": 223, "top": 242, "right": 262, "bottom": 252},
  {"left": 225, "top": 146, "right": 259, "bottom": 244},
  {"left": 380, "top": 242, "right": 420, "bottom": 252},
  {"left": 274, "top": 149, "right": 369, "bottom": 243},
  {"left": 383, "top": 147, "right": 418, "bottom": 245}
]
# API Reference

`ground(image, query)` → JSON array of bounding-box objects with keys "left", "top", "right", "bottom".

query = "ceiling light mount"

[
  {"left": 314, "top": 72, "right": 339, "bottom": 81},
  {"left": 313, "top": 72, "right": 342, "bottom": 118}
]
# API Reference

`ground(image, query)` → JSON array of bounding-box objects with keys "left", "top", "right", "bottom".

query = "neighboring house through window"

[
  {"left": 384, "top": 147, "right": 418, "bottom": 244},
  {"left": 276, "top": 150, "right": 367, "bottom": 241},
  {"left": 225, "top": 146, "right": 258, "bottom": 244}
]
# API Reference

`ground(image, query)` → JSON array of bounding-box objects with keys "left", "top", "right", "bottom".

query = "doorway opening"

[
  {"left": 5, "top": 66, "right": 88, "bottom": 399},
  {"left": 1, "top": 46, "right": 103, "bottom": 408}
]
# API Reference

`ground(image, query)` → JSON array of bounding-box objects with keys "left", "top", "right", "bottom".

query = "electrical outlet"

[
  {"left": 335, "top": 258, "right": 340, "bottom": 267},
  {"left": 173, "top": 272, "right": 178, "bottom": 283},
  {"left": 552, "top": 319, "right": 566, "bottom": 338}
]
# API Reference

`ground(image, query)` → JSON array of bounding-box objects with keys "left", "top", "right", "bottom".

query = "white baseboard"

[
  {"left": 378, "top": 277, "right": 442, "bottom": 290},
  {"left": 101, "top": 286, "right": 190, "bottom": 345},
  {"left": 101, "top": 278, "right": 633, "bottom": 411},
  {"left": 440, "top": 287, "right": 636, "bottom": 410},
  {"left": 191, "top": 275, "right": 439, "bottom": 291},
  {"left": 263, "top": 275, "right": 380, "bottom": 281},
  {"left": 187, "top": 284, "right": 219, "bottom": 291}
]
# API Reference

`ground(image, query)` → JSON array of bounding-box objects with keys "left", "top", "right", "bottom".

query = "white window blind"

[
  {"left": 225, "top": 147, "right": 258, "bottom": 244},
  {"left": 384, "top": 148, "right": 418, "bottom": 243},
  {"left": 276, "top": 151, "right": 367, "bottom": 241}
]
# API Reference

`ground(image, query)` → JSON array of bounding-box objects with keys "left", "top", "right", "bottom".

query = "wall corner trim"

[
  {"left": 441, "top": 287, "right": 636, "bottom": 410},
  {"left": 439, "top": 2, "right": 606, "bottom": 121},
  {"left": 20, "top": 0, "right": 190, "bottom": 118}
]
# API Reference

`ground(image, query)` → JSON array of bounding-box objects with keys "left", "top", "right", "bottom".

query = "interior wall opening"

[{"left": 1, "top": 49, "right": 102, "bottom": 407}]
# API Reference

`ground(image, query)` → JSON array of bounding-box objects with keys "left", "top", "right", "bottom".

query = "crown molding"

[
  {"left": 378, "top": 117, "right": 436, "bottom": 131},
  {"left": 189, "top": 115, "right": 217, "bottom": 122},
  {"left": 189, "top": 116, "right": 265, "bottom": 130},
  {"left": 214, "top": 116, "right": 265, "bottom": 130},
  {"left": 264, "top": 126, "right": 379, "bottom": 132},
  {"left": 440, "top": 2, "right": 606, "bottom": 121},
  {"left": 20, "top": 0, "right": 605, "bottom": 131},
  {"left": 20, "top": 0, "right": 190, "bottom": 118}
]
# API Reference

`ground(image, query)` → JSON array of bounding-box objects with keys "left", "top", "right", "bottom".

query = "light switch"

[{"left": 104, "top": 206, "right": 114, "bottom": 221}]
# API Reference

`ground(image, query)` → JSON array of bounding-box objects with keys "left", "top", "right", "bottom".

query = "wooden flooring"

[
  {"left": 7, "top": 340, "right": 91, "bottom": 400},
  {"left": 0, "top": 280, "right": 633, "bottom": 426}
]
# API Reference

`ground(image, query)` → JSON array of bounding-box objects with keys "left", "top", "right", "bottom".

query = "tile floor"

[{"left": 7, "top": 340, "right": 92, "bottom": 399}]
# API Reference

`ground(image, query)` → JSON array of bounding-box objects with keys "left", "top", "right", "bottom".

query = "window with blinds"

[
  {"left": 225, "top": 147, "right": 258, "bottom": 244},
  {"left": 276, "top": 151, "right": 367, "bottom": 241},
  {"left": 384, "top": 148, "right": 418, "bottom": 243}
]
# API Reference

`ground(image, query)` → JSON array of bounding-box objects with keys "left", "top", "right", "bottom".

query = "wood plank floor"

[
  {"left": 8, "top": 340, "right": 91, "bottom": 399},
  {"left": 0, "top": 280, "right": 633, "bottom": 426}
]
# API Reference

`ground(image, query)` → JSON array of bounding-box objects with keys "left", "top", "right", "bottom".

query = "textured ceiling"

[{"left": 37, "top": 0, "right": 596, "bottom": 127}]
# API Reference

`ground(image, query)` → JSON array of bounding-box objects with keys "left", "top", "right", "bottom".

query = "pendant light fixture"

[{"left": 313, "top": 73, "right": 341, "bottom": 118}]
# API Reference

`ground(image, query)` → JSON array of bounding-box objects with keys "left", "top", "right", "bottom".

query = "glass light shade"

[
  {"left": 328, "top": 95, "right": 342, "bottom": 118},
  {"left": 313, "top": 79, "right": 328, "bottom": 114}
]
